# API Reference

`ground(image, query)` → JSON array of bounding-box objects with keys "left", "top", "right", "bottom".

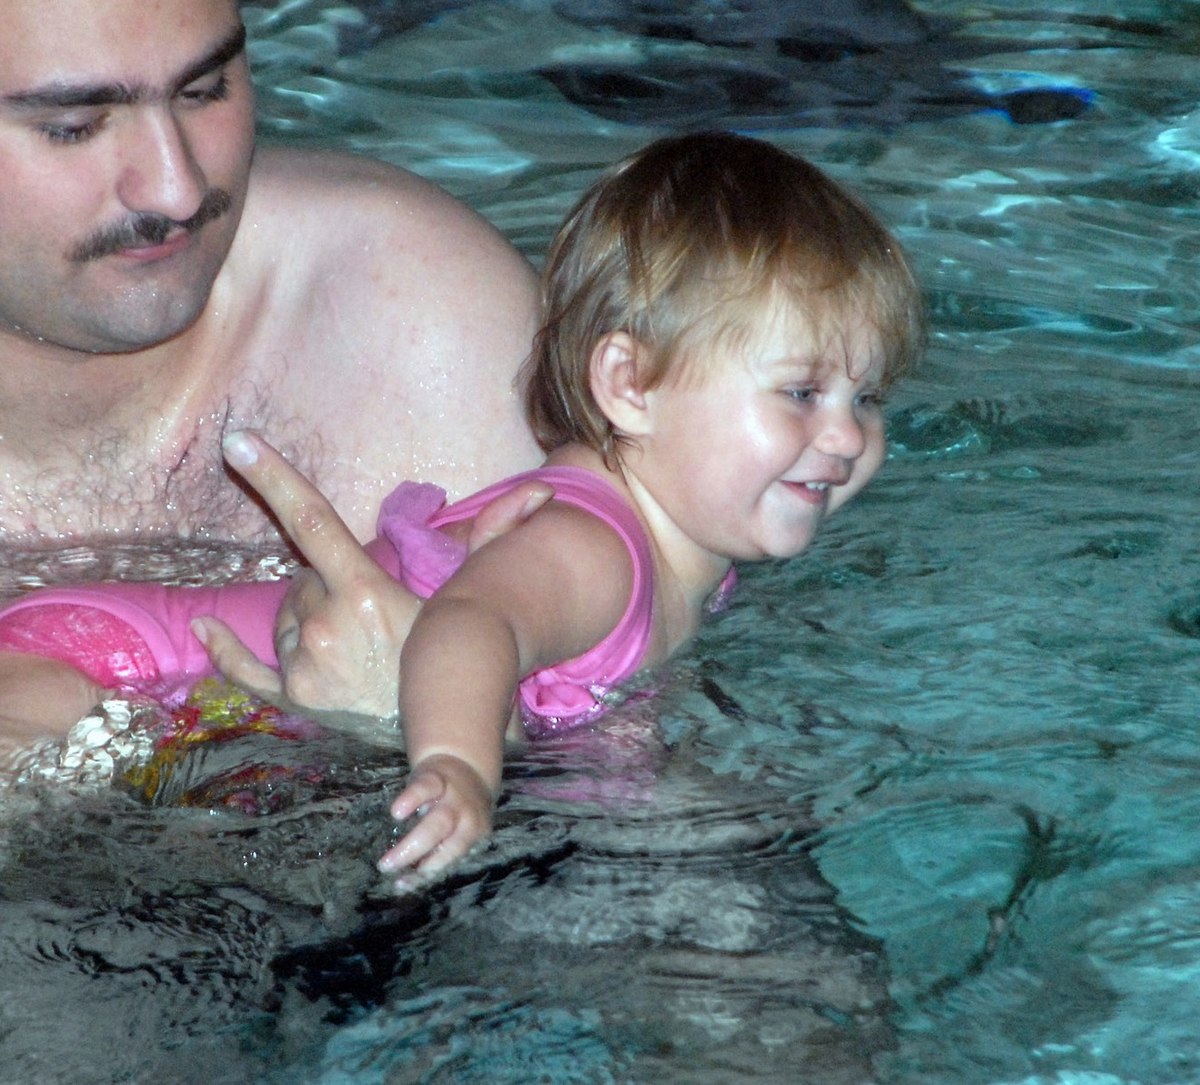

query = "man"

[{"left": 0, "top": 0, "right": 543, "bottom": 745}]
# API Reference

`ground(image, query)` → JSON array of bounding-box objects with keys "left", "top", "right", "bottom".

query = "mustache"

[{"left": 69, "top": 189, "right": 234, "bottom": 263}]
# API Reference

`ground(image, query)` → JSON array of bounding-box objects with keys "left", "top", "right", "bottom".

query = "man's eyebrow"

[
  {"left": 172, "top": 23, "right": 247, "bottom": 94},
  {"left": 2, "top": 23, "right": 247, "bottom": 111}
]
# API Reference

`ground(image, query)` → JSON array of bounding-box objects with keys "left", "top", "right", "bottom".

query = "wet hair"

[{"left": 522, "top": 131, "right": 925, "bottom": 456}]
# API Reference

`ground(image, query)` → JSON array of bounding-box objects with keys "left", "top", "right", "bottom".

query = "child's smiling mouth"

[{"left": 781, "top": 479, "right": 834, "bottom": 504}]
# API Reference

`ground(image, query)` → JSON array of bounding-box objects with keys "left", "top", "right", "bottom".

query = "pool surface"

[{"left": 2, "top": 2, "right": 1198, "bottom": 1082}]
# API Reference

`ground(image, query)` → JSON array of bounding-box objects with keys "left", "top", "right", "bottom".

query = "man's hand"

[{"left": 195, "top": 431, "right": 550, "bottom": 720}]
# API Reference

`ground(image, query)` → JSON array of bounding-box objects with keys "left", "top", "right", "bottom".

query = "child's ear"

[{"left": 589, "top": 331, "right": 654, "bottom": 437}]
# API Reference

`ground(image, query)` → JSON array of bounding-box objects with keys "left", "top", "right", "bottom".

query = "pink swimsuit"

[
  {"left": 370, "top": 466, "right": 656, "bottom": 736},
  {"left": 0, "top": 467, "right": 668, "bottom": 735}
]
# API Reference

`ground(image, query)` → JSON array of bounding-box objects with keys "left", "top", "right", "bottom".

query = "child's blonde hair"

[{"left": 523, "top": 131, "right": 925, "bottom": 456}]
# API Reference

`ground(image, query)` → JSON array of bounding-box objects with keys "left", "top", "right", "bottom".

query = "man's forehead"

[{"left": 1, "top": 0, "right": 242, "bottom": 93}]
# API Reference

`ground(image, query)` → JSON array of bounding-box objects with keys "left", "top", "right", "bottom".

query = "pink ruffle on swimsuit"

[
  {"left": 367, "top": 466, "right": 657, "bottom": 737},
  {"left": 0, "top": 467, "right": 679, "bottom": 735}
]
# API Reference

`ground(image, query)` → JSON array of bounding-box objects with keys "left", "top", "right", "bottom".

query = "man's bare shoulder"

[
  {"left": 241, "top": 146, "right": 535, "bottom": 296},
  {"left": 233, "top": 144, "right": 538, "bottom": 384},
  {"left": 223, "top": 146, "right": 542, "bottom": 521}
]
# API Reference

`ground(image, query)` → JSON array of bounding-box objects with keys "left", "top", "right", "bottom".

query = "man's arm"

[{"left": 0, "top": 653, "right": 108, "bottom": 755}]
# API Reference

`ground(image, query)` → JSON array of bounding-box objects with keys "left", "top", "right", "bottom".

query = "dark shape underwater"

[
  {"left": 328, "top": 0, "right": 1101, "bottom": 128},
  {"left": 541, "top": 0, "right": 1096, "bottom": 128}
]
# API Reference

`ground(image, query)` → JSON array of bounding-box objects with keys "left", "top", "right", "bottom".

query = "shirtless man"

[{"left": 0, "top": 0, "right": 542, "bottom": 746}]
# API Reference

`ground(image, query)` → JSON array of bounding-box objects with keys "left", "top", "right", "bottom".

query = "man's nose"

[{"left": 114, "top": 107, "right": 207, "bottom": 223}]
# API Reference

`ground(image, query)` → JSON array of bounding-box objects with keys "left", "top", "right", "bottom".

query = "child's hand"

[{"left": 377, "top": 753, "right": 495, "bottom": 889}]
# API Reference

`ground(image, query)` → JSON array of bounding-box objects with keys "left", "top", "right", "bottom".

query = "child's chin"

[{"left": 759, "top": 535, "right": 819, "bottom": 562}]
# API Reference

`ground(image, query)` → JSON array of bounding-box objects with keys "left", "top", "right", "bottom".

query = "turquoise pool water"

[{"left": 2, "top": 2, "right": 1198, "bottom": 1082}]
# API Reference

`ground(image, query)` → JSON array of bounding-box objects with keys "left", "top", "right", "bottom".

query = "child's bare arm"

[{"left": 376, "top": 503, "right": 634, "bottom": 886}]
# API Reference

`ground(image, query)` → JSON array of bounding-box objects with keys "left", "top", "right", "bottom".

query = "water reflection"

[{"left": 1, "top": 679, "right": 891, "bottom": 1083}]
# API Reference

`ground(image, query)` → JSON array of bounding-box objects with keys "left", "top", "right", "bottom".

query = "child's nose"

[{"left": 816, "top": 404, "right": 867, "bottom": 461}]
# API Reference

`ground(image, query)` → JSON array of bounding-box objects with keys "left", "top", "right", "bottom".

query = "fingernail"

[
  {"left": 222, "top": 430, "right": 258, "bottom": 468},
  {"left": 521, "top": 487, "right": 550, "bottom": 516},
  {"left": 189, "top": 618, "right": 208, "bottom": 645}
]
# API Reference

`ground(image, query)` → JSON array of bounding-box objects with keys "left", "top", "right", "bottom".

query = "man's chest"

[
  {"left": 0, "top": 432, "right": 303, "bottom": 599},
  {"left": 0, "top": 422, "right": 253, "bottom": 537}
]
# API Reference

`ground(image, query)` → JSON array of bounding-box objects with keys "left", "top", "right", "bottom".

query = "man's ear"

[{"left": 589, "top": 331, "right": 654, "bottom": 437}]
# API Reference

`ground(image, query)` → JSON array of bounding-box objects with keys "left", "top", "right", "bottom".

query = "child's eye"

[
  {"left": 856, "top": 389, "right": 886, "bottom": 408},
  {"left": 784, "top": 386, "right": 817, "bottom": 403}
]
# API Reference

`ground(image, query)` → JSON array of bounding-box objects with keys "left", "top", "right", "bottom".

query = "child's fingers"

[
  {"left": 192, "top": 616, "right": 285, "bottom": 701},
  {"left": 378, "top": 794, "right": 490, "bottom": 883},
  {"left": 378, "top": 770, "right": 451, "bottom": 874},
  {"left": 378, "top": 759, "right": 494, "bottom": 887},
  {"left": 389, "top": 772, "right": 446, "bottom": 822},
  {"left": 377, "top": 803, "right": 456, "bottom": 874}
]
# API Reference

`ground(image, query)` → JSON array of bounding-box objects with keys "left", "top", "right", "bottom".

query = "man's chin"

[
  {"left": 68, "top": 276, "right": 218, "bottom": 354},
  {"left": 60, "top": 225, "right": 234, "bottom": 353}
]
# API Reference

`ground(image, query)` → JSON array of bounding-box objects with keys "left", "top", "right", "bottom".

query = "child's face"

[{"left": 634, "top": 298, "right": 888, "bottom": 565}]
